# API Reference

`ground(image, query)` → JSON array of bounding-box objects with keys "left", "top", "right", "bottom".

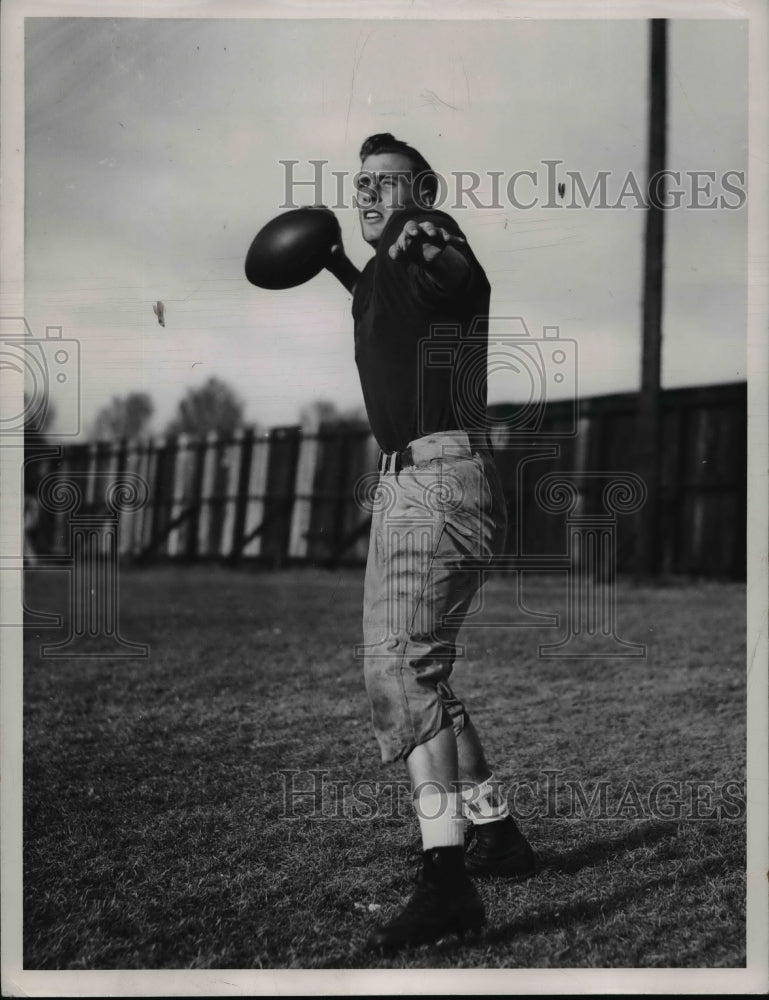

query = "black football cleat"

[
  {"left": 464, "top": 816, "right": 538, "bottom": 879},
  {"left": 367, "top": 846, "right": 485, "bottom": 952}
]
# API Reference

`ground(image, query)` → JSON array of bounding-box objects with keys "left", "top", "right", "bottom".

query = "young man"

[{"left": 322, "top": 133, "right": 535, "bottom": 951}]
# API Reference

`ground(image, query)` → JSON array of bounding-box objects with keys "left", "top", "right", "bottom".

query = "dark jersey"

[{"left": 352, "top": 206, "right": 491, "bottom": 455}]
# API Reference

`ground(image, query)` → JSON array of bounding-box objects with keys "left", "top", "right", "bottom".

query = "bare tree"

[
  {"left": 90, "top": 392, "right": 154, "bottom": 441},
  {"left": 299, "top": 398, "right": 367, "bottom": 427},
  {"left": 166, "top": 377, "right": 245, "bottom": 437}
]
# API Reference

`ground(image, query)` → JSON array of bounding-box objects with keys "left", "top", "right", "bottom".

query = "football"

[{"left": 244, "top": 208, "right": 339, "bottom": 290}]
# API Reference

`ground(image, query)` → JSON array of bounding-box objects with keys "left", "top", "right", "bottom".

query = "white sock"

[
  {"left": 414, "top": 790, "right": 465, "bottom": 850},
  {"left": 461, "top": 773, "right": 510, "bottom": 825}
]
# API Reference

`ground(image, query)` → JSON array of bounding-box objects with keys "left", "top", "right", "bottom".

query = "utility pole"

[{"left": 637, "top": 19, "right": 667, "bottom": 578}]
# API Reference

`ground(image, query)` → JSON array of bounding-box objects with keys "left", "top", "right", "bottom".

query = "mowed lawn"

[{"left": 22, "top": 566, "right": 746, "bottom": 969}]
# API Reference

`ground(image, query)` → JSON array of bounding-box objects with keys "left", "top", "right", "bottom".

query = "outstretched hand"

[{"left": 389, "top": 219, "right": 467, "bottom": 264}]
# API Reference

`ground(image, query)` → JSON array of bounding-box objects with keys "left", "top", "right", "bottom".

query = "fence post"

[
  {"left": 167, "top": 433, "right": 190, "bottom": 557},
  {"left": 228, "top": 426, "right": 254, "bottom": 563},
  {"left": 243, "top": 431, "right": 270, "bottom": 558},
  {"left": 289, "top": 419, "right": 321, "bottom": 560},
  {"left": 120, "top": 440, "right": 143, "bottom": 556},
  {"left": 261, "top": 426, "right": 301, "bottom": 568},
  {"left": 142, "top": 437, "right": 164, "bottom": 558},
  {"left": 219, "top": 429, "right": 241, "bottom": 558},
  {"left": 196, "top": 431, "right": 219, "bottom": 557}
]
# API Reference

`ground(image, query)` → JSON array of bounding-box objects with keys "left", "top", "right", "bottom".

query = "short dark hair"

[{"left": 359, "top": 132, "right": 438, "bottom": 205}]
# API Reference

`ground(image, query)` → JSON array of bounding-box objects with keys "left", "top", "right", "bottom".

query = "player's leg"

[
  {"left": 438, "top": 681, "right": 537, "bottom": 878},
  {"left": 366, "top": 724, "right": 486, "bottom": 952},
  {"left": 435, "top": 447, "right": 537, "bottom": 877},
  {"left": 362, "top": 465, "right": 484, "bottom": 951},
  {"left": 405, "top": 725, "right": 463, "bottom": 852},
  {"left": 456, "top": 717, "right": 491, "bottom": 784},
  {"left": 456, "top": 719, "right": 537, "bottom": 878}
]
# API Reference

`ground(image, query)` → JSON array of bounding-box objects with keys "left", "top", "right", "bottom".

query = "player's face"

[{"left": 357, "top": 152, "right": 423, "bottom": 247}]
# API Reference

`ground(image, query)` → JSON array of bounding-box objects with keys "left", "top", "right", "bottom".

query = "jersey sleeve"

[{"left": 399, "top": 209, "right": 481, "bottom": 305}]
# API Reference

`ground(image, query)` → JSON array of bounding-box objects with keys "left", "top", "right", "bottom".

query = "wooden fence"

[{"left": 26, "top": 382, "right": 747, "bottom": 578}]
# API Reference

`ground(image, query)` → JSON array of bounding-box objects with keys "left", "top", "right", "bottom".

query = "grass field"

[{"left": 22, "top": 566, "right": 746, "bottom": 969}]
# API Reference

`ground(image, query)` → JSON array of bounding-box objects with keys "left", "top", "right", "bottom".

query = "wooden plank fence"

[{"left": 26, "top": 382, "right": 747, "bottom": 578}]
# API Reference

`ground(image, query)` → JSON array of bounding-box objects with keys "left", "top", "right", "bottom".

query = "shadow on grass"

[
  {"left": 399, "top": 820, "right": 684, "bottom": 879},
  {"left": 323, "top": 820, "right": 741, "bottom": 967},
  {"left": 534, "top": 819, "right": 682, "bottom": 876},
  {"left": 328, "top": 852, "right": 732, "bottom": 969},
  {"left": 481, "top": 852, "right": 731, "bottom": 947}
]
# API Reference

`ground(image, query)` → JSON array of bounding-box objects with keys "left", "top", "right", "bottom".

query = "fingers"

[
  {"left": 389, "top": 220, "right": 420, "bottom": 259},
  {"left": 310, "top": 204, "right": 340, "bottom": 226},
  {"left": 311, "top": 204, "right": 339, "bottom": 221},
  {"left": 389, "top": 221, "right": 466, "bottom": 260},
  {"left": 389, "top": 221, "right": 437, "bottom": 259},
  {"left": 308, "top": 205, "right": 342, "bottom": 250}
]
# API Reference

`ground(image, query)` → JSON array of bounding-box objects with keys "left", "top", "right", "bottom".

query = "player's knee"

[{"left": 363, "top": 655, "right": 401, "bottom": 720}]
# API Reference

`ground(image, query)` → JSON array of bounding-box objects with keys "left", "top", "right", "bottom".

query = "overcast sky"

[{"left": 22, "top": 14, "right": 748, "bottom": 436}]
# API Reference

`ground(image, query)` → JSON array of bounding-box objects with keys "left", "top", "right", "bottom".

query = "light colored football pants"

[{"left": 361, "top": 430, "right": 507, "bottom": 764}]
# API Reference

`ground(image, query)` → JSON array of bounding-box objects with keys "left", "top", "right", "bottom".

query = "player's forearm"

[
  {"left": 326, "top": 253, "right": 361, "bottom": 294},
  {"left": 423, "top": 244, "right": 471, "bottom": 292}
]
